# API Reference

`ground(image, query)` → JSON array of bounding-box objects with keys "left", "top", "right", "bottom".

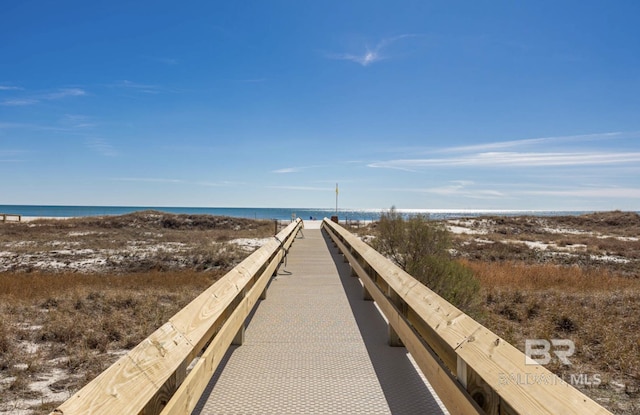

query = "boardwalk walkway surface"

[{"left": 193, "top": 224, "right": 447, "bottom": 414}]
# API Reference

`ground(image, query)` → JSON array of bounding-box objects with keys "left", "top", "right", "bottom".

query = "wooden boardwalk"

[
  {"left": 192, "top": 226, "right": 447, "bottom": 414},
  {"left": 51, "top": 219, "right": 612, "bottom": 415}
]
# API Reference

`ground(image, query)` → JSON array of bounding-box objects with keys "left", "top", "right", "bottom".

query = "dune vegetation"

[{"left": 0, "top": 212, "right": 275, "bottom": 414}]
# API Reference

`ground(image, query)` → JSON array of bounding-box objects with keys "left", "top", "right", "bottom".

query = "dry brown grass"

[
  {"left": 0, "top": 271, "right": 216, "bottom": 413},
  {"left": 465, "top": 259, "right": 640, "bottom": 413},
  {"left": 448, "top": 211, "right": 640, "bottom": 276},
  {"left": 0, "top": 211, "right": 274, "bottom": 274},
  {"left": 0, "top": 212, "right": 275, "bottom": 414},
  {"left": 466, "top": 259, "right": 637, "bottom": 292}
]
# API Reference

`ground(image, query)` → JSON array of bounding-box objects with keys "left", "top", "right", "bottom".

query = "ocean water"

[{"left": 0, "top": 205, "right": 617, "bottom": 221}]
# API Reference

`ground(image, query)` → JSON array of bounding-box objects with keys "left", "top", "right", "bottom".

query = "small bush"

[
  {"left": 408, "top": 254, "right": 480, "bottom": 312},
  {"left": 374, "top": 207, "right": 480, "bottom": 313},
  {"left": 555, "top": 315, "right": 577, "bottom": 334}
]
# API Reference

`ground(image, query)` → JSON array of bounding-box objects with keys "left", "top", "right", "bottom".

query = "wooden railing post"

[
  {"left": 232, "top": 324, "right": 245, "bottom": 346},
  {"left": 387, "top": 287, "right": 404, "bottom": 347},
  {"left": 232, "top": 289, "right": 247, "bottom": 346},
  {"left": 363, "top": 285, "right": 373, "bottom": 301}
]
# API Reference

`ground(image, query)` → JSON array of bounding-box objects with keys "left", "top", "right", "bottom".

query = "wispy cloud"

[
  {"left": 1, "top": 99, "right": 39, "bottom": 106},
  {"left": 44, "top": 88, "right": 86, "bottom": 100},
  {"left": 0, "top": 120, "right": 88, "bottom": 132},
  {"left": 272, "top": 167, "right": 301, "bottom": 174},
  {"left": 327, "top": 34, "right": 418, "bottom": 66},
  {"left": 271, "top": 164, "right": 324, "bottom": 174},
  {"left": 87, "top": 139, "right": 117, "bottom": 157},
  {"left": 437, "top": 131, "right": 627, "bottom": 154},
  {"left": 0, "top": 85, "right": 23, "bottom": 91},
  {"left": 390, "top": 181, "right": 506, "bottom": 199},
  {"left": 0, "top": 121, "right": 47, "bottom": 130},
  {"left": 369, "top": 151, "right": 640, "bottom": 169},
  {"left": 110, "top": 80, "right": 165, "bottom": 94},
  {"left": 0, "top": 87, "right": 87, "bottom": 106},
  {"left": 61, "top": 114, "right": 95, "bottom": 129},
  {"left": 369, "top": 131, "right": 640, "bottom": 171}
]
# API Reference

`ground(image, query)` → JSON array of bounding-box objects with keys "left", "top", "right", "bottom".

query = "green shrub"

[{"left": 373, "top": 207, "right": 480, "bottom": 313}]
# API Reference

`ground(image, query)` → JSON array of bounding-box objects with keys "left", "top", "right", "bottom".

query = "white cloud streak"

[
  {"left": 44, "top": 88, "right": 86, "bottom": 100},
  {"left": 110, "top": 80, "right": 165, "bottom": 94},
  {"left": 327, "top": 34, "right": 417, "bottom": 66},
  {"left": 369, "top": 151, "right": 640, "bottom": 169},
  {"left": 390, "top": 181, "right": 506, "bottom": 199},
  {"left": 61, "top": 114, "right": 95, "bottom": 129},
  {"left": 271, "top": 164, "right": 324, "bottom": 174},
  {"left": 369, "top": 132, "right": 640, "bottom": 171},
  {"left": 0, "top": 87, "right": 86, "bottom": 106},
  {"left": 272, "top": 167, "right": 301, "bottom": 174},
  {"left": 436, "top": 131, "right": 627, "bottom": 154},
  {"left": 1, "top": 99, "right": 39, "bottom": 106}
]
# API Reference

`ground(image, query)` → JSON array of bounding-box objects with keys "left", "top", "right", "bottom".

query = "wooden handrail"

[
  {"left": 52, "top": 218, "right": 304, "bottom": 415},
  {"left": 321, "top": 218, "right": 611, "bottom": 415}
]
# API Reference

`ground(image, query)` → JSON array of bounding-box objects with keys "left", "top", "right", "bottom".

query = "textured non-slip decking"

[{"left": 193, "top": 226, "right": 446, "bottom": 414}]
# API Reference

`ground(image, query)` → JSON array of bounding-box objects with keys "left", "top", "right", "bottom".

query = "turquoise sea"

[{"left": 0, "top": 205, "right": 623, "bottom": 221}]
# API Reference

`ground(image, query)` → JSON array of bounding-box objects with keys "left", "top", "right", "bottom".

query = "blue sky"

[{"left": 1, "top": 1, "right": 639, "bottom": 210}]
